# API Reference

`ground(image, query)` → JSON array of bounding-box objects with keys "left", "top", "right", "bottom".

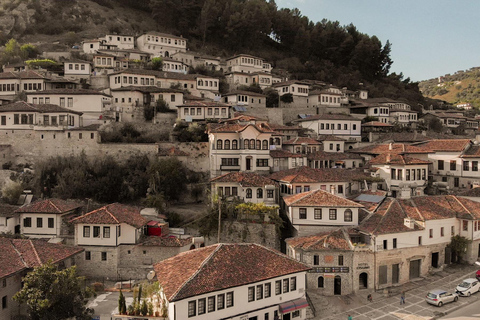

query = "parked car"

[
  {"left": 476, "top": 269, "right": 480, "bottom": 280},
  {"left": 426, "top": 289, "right": 458, "bottom": 307},
  {"left": 456, "top": 278, "right": 480, "bottom": 297}
]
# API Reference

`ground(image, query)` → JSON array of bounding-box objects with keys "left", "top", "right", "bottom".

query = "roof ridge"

[
  {"left": 49, "top": 199, "right": 61, "bottom": 213},
  {"left": 405, "top": 198, "right": 423, "bottom": 221},
  {"left": 340, "top": 228, "right": 355, "bottom": 250},
  {"left": 29, "top": 240, "right": 43, "bottom": 266},
  {"left": 374, "top": 198, "right": 396, "bottom": 234},
  {"left": 105, "top": 204, "right": 120, "bottom": 224},
  {"left": 170, "top": 243, "right": 223, "bottom": 301},
  {"left": 10, "top": 239, "right": 28, "bottom": 269},
  {"left": 450, "top": 195, "right": 473, "bottom": 219}
]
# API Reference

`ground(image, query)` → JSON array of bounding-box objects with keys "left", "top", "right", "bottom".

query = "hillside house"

[
  {"left": 63, "top": 59, "right": 91, "bottom": 81},
  {"left": 294, "top": 114, "right": 362, "bottom": 142},
  {"left": 0, "top": 71, "right": 46, "bottom": 101},
  {"left": 102, "top": 34, "right": 135, "bottom": 50},
  {"left": 136, "top": 32, "right": 187, "bottom": 57},
  {"left": 177, "top": 101, "right": 231, "bottom": 122},
  {"left": 226, "top": 54, "right": 272, "bottom": 74},
  {"left": 222, "top": 91, "right": 266, "bottom": 109}
]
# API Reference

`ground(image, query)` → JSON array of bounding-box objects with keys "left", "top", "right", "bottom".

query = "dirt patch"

[{"left": 168, "top": 203, "right": 208, "bottom": 225}]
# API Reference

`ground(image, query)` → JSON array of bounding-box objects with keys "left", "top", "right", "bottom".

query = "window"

[
  {"left": 299, "top": 208, "right": 307, "bottom": 219},
  {"left": 68, "top": 98, "right": 73, "bottom": 108},
  {"left": 474, "top": 161, "right": 479, "bottom": 171},
  {"left": 232, "top": 140, "right": 238, "bottom": 150},
  {"left": 406, "top": 169, "right": 410, "bottom": 181},
  {"left": 318, "top": 276, "right": 324, "bottom": 288},
  {"left": 85, "top": 251, "right": 91, "bottom": 260},
  {"left": 101, "top": 252, "right": 107, "bottom": 261},
  {"left": 329, "top": 209, "right": 337, "bottom": 220},
  {"left": 83, "top": 226, "right": 90, "bottom": 237},
  {"left": 275, "top": 280, "right": 282, "bottom": 295},
  {"left": 171, "top": 94, "right": 175, "bottom": 102},
  {"left": 451, "top": 226, "right": 455, "bottom": 235},
  {"left": 441, "top": 227, "right": 444, "bottom": 237},
  {"left": 257, "top": 188, "right": 263, "bottom": 198},
  {"left": 60, "top": 97, "right": 65, "bottom": 107},
  {"left": 353, "top": 124, "right": 357, "bottom": 130},
  {"left": 338, "top": 255, "right": 344, "bottom": 266},
  {"left": 383, "top": 239, "right": 388, "bottom": 250},
  {"left": 103, "top": 227, "right": 110, "bottom": 238},
  {"left": 450, "top": 160, "right": 456, "bottom": 171},
  {"left": 314, "top": 208, "right": 322, "bottom": 219},
  {"left": 464, "top": 161, "right": 470, "bottom": 171},
  {"left": 292, "top": 310, "right": 300, "bottom": 318},
  {"left": 257, "top": 159, "right": 269, "bottom": 167},
  {"left": 393, "top": 238, "right": 397, "bottom": 249},
  {"left": 48, "top": 217, "right": 54, "bottom": 228},
  {"left": 188, "top": 301, "right": 196, "bottom": 317},
  {"left": 265, "top": 283, "right": 271, "bottom": 298},
  {"left": 391, "top": 168, "right": 396, "bottom": 180},
  {"left": 397, "top": 169, "right": 403, "bottom": 180},
  {"left": 256, "top": 284, "right": 263, "bottom": 300},
  {"left": 216, "top": 139, "right": 222, "bottom": 150},
  {"left": 207, "top": 296, "right": 215, "bottom": 312},
  {"left": 248, "top": 286, "right": 255, "bottom": 302},
  {"left": 344, "top": 209, "right": 353, "bottom": 222},
  {"left": 463, "top": 220, "right": 468, "bottom": 231},
  {"left": 93, "top": 226, "right": 100, "bottom": 238},
  {"left": 418, "top": 236, "right": 422, "bottom": 245},
  {"left": 226, "top": 292, "right": 233, "bottom": 307},
  {"left": 1, "top": 116, "right": 5, "bottom": 125},
  {"left": 290, "top": 277, "right": 296, "bottom": 291},
  {"left": 37, "top": 217, "right": 43, "bottom": 228},
  {"left": 2, "top": 295, "right": 7, "bottom": 309},
  {"left": 246, "top": 188, "right": 252, "bottom": 198},
  {"left": 217, "top": 294, "right": 224, "bottom": 310},
  {"left": 283, "top": 278, "right": 290, "bottom": 293},
  {"left": 438, "top": 160, "right": 444, "bottom": 170},
  {"left": 267, "top": 189, "right": 274, "bottom": 198},
  {"left": 224, "top": 140, "right": 230, "bottom": 150},
  {"left": 23, "top": 217, "right": 31, "bottom": 228}
]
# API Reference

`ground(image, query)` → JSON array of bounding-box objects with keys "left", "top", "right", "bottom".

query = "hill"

[
  {"left": 419, "top": 67, "right": 480, "bottom": 108},
  {"left": 0, "top": 0, "right": 431, "bottom": 110}
]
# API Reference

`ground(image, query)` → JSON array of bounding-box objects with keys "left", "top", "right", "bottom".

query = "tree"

[
  {"left": 118, "top": 290, "right": 127, "bottom": 315},
  {"left": 1, "top": 180, "right": 23, "bottom": 204},
  {"left": 150, "top": 57, "right": 163, "bottom": 71},
  {"left": 13, "top": 262, "right": 94, "bottom": 320},
  {"left": 448, "top": 235, "right": 471, "bottom": 263},
  {"left": 280, "top": 93, "right": 293, "bottom": 103},
  {"left": 20, "top": 44, "right": 39, "bottom": 59},
  {"left": 148, "top": 158, "right": 188, "bottom": 202},
  {"left": 264, "top": 87, "right": 279, "bottom": 108}
]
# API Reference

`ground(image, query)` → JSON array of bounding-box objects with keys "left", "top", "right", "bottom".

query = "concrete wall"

[{"left": 0, "top": 273, "right": 22, "bottom": 320}]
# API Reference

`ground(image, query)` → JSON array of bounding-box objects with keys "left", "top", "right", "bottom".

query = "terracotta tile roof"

[
  {"left": 295, "top": 114, "right": 360, "bottom": 122},
  {"left": 270, "top": 150, "right": 303, "bottom": 158},
  {"left": 349, "top": 191, "right": 388, "bottom": 212},
  {"left": 158, "top": 146, "right": 189, "bottom": 156},
  {"left": 210, "top": 172, "right": 277, "bottom": 187},
  {"left": 368, "top": 153, "right": 431, "bottom": 165},
  {"left": 71, "top": 203, "right": 147, "bottom": 228},
  {"left": 457, "top": 188, "right": 480, "bottom": 197},
  {"left": 15, "top": 198, "right": 83, "bottom": 214},
  {"left": 179, "top": 101, "right": 229, "bottom": 107},
  {"left": 28, "top": 89, "right": 111, "bottom": 96},
  {"left": 139, "top": 236, "right": 194, "bottom": 247},
  {"left": 221, "top": 114, "right": 267, "bottom": 123},
  {"left": 286, "top": 229, "right": 352, "bottom": 251},
  {"left": 349, "top": 143, "right": 429, "bottom": 155},
  {"left": 316, "top": 135, "right": 346, "bottom": 142},
  {"left": 461, "top": 145, "right": 480, "bottom": 158},
  {"left": 283, "top": 137, "right": 321, "bottom": 145},
  {"left": 153, "top": 243, "right": 310, "bottom": 301},
  {"left": 0, "top": 238, "right": 83, "bottom": 279},
  {"left": 413, "top": 139, "right": 471, "bottom": 152},
  {"left": 376, "top": 132, "right": 429, "bottom": 143},
  {"left": 307, "top": 150, "right": 362, "bottom": 161},
  {"left": 224, "top": 90, "right": 266, "bottom": 97},
  {"left": 0, "top": 204, "right": 20, "bottom": 217},
  {"left": 0, "top": 70, "right": 44, "bottom": 79},
  {"left": 270, "top": 166, "right": 369, "bottom": 183},
  {"left": 0, "top": 101, "right": 83, "bottom": 115},
  {"left": 207, "top": 122, "right": 274, "bottom": 134},
  {"left": 268, "top": 123, "right": 302, "bottom": 131},
  {"left": 283, "top": 189, "right": 363, "bottom": 207},
  {"left": 362, "top": 121, "right": 394, "bottom": 127}
]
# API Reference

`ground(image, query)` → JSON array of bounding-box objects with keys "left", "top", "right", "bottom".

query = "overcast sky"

[{"left": 275, "top": 0, "right": 480, "bottom": 82}]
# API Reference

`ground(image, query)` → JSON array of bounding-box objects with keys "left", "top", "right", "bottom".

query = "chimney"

[
  {"left": 330, "top": 185, "right": 335, "bottom": 195},
  {"left": 389, "top": 143, "right": 393, "bottom": 151},
  {"left": 372, "top": 183, "right": 378, "bottom": 192},
  {"left": 386, "top": 153, "right": 391, "bottom": 163},
  {"left": 404, "top": 218, "right": 415, "bottom": 229}
]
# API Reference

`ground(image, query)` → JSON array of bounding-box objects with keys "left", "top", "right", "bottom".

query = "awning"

[{"left": 279, "top": 298, "right": 309, "bottom": 314}]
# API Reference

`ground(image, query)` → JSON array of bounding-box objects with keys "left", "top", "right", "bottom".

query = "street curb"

[{"left": 429, "top": 295, "right": 480, "bottom": 320}]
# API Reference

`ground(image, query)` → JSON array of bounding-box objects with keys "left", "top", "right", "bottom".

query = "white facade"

[
  {"left": 226, "top": 54, "right": 271, "bottom": 74},
  {"left": 75, "top": 222, "right": 140, "bottom": 246},
  {"left": 83, "top": 40, "right": 100, "bottom": 53},
  {"left": 287, "top": 206, "right": 359, "bottom": 227},
  {"left": 136, "top": 32, "right": 187, "bottom": 57},
  {"left": 297, "top": 117, "right": 361, "bottom": 141},
  {"left": 0, "top": 107, "right": 82, "bottom": 130},
  {"left": 64, "top": 61, "right": 91, "bottom": 78},
  {"left": 103, "top": 34, "right": 135, "bottom": 50}
]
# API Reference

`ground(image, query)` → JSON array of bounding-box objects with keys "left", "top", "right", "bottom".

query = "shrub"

[{"left": 1, "top": 180, "right": 23, "bottom": 205}]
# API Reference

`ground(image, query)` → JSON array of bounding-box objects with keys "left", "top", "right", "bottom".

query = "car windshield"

[
  {"left": 427, "top": 293, "right": 438, "bottom": 299},
  {"left": 459, "top": 282, "right": 471, "bottom": 288}
]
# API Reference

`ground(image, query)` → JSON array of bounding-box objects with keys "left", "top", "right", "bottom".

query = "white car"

[{"left": 456, "top": 278, "right": 480, "bottom": 297}]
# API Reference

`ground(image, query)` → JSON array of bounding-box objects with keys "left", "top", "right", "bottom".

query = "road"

[
  {"left": 442, "top": 297, "right": 480, "bottom": 319},
  {"left": 87, "top": 291, "right": 134, "bottom": 320}
]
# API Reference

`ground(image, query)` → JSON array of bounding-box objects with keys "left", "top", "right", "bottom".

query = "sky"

[{"left": 275, "top": 0, "right": 480, "bottom": 82}]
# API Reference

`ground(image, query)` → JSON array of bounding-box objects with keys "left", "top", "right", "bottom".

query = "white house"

[
  {"left": 136, "top": 32, "right": 187, "bottom": 57},
  {"left": 226, "top": 54, "right": 272, "bottom": 74},
  {"left": 283, "top": 189, "right": 363, "bottom": 236},
  {"left": 0, "top": 101, "right": 83, "bottom": 130},
  {"left": 294, "top": 114, "right": 362, "bottom": 141},
  {"left": 222, "top": 90, "right": 266, "bottom": 109},
  {"left": 0, "top": 204, "right": 19, "bottom": 234},
  {"left": 27, "top": 89, "right": 113, "bottom": 126},
  {"left": 162, "top": 57, "right": 189, "bottom": 74},
  {"left": 102, "top": 34, "right": 135, "bottom": 50},
  {"left": 0, "top": 71, "right": 46, "bottom": 99},
  {"left": 15, "top": 198, "right": 84, "bottom": 240},
  {"left": 210, "top": 172, "right": 279, "bottom": 206},
  {"left": 82, "top": 39, "right": 101, "bottom": 54},
  {"left": 153, "top": 243, "right": 310, "bottom": 320},
  {"left": 178, "top": 101, "right": 231, "bottom": 122},
  {"left": 63, "top": 59, "right": 91, "bottom": 81}
]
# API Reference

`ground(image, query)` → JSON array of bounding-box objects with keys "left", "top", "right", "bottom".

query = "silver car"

[
  {"left": 426, "top": 289, "right": 458, "bottom": 307},
  {"left": 456, "top": 278, "right": 480, "bottom": 297}
]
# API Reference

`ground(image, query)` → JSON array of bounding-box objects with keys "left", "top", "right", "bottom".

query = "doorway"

[
  {"left": 246, "top": 158, "right": 252, "bottom": 170},
  {"left": 282, "top": 314, "right": 291, "bottom": 320},
  {"left": 359, "top": 273, "right": 368, "bottom": 289},
  {"left": 334, "top": 276, "right": 342, "bottom": 295},
  {"left": 409, "top": 259, "right": 421, "bottom": 279},
  {"left": 431, "top": 252, "right": 439, "bottom": 268}
]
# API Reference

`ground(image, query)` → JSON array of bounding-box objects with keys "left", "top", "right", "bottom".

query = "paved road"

[
  {"left": 87, "top": 291, "right": 133, "bottom": 320},
  {"left": 442, "top": 298, "right": 480, "bottom": 319}
]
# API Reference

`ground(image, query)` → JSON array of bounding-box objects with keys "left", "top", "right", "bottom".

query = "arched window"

[
  {"left": 257, "top": 188, "right": 263, "bottom": 198},
  {"left": 198, "top": 79, "right": 203, "bottom": 86},
  {"left": 216, "top": 139, "right": 222, "bottom": 150},
  {"left": 232, "top": 140, "right": 238, "bottom": 150},
  {"left": 250, "top": 139, "right": 256, "bottom": 149},
  {"left": 224, "top": 139, "right": 230, "bottom": 150},
  {"left": 318, "top": 276, "right": 324, "bottom": 288},
  {"left": 246, "top": 188, "right": 252, "bottom": 198},
  {"left": 262, "top": 140, "right": 268, "bottom": 150},
  {"left": 256, "top": 140, "right": 261, "bottom": 150},
  {"left": 275, "top": 138, "right": 280, "bottom": 145},
  {"left": 344, "top": 209, "right": 353, "bottom": 222}
]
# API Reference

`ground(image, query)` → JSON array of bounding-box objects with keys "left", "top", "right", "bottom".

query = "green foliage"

[
  {"left": 155, "top": 98, "right": 172, "bottom": 113},
  {"left": 280, "top": 93, "right": 293, "bottom": 103},
  {"left": 1, "top": 180, "right": 23, "bottom": 204},
  {"left": 237, "top": 83, "right": 263, "bottom": 94},
  {"left": 173, "top": 121, "right": 208, "bottom": 142},
  {"left": 264, "top": 87, "right": 279, "bottom": 108},
  {"left": 362, "top": 116, "right": 379, "bottom": 123},
  {"left": 148, "top": 157, "right": 189, "bottom": 202},
  {"left": 25, "top": 59, "right": 60, "bottom": 71},
  {"left": 449, "top": 235, "right": 471, "bottom": 263},
  {"left": 425, "top": 116, "right": 444, "bottom": 133},
  {"left": 118, "top": 290, "right": 127, "bottom": 315},
  {"left": 150, "top": 57, "right": 163, "bottom": 70},
  {"left": 20, "top": 44, "right": 38, "bottom": 59},
  {"left": 13, "top": 262, "right": 94, "bottom": 320}
]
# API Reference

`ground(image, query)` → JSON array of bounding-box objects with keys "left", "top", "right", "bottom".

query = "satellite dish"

[{"left": 147, "top": 270, "right": 156, "bottom": 281}]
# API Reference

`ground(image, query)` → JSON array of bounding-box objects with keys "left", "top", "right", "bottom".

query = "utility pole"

[{"left": 217, "top": 198, "right": 222, "bottom": 243}]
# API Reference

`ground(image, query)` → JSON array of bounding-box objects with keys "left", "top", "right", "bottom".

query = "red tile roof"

[
  {"left": 270, "top": 150, "right": 304, "bottom": 158},
  {"left": 153, "top": 243, "right": 310, "bottom": 301},
  {"left": 140, "top": 236, "right": 194, "bottom": 247},
  {"left": 283, "top": 189, "right": 363, "bottom": 208},
  {"left": 461, "top": 145, "right": 480, "bottom": 158},
  {"left": 368, "top": 153, "right": 431, "bottom": 165},
  {"left": 71, "top": 203, "right": 147, "bottom": 228},
  {"left": 283, "top": 137, "right": 321, "bottom": 145},
  {"left": 0, "top": 70, "right": 44, "bottom": 79},
  {"left": 0, "top": 238, "right": 83, "bottom": 279},
  {"left": 270, "top": 166, "right": 369, "bottom": 183},
  {"left": 307, "top": 150, "right": 362, "bottom": 161},
  {"left": 207, "top": 122, "right": 275, "bottom": 134},
  {"left": 15, "top": 198, "right": 83, "bottom": 214},
  {"left": 413, "top": 139, "right": 471, "bottom": 152},
  {"left": 0, "top": 101, "right": 83, "bottom": 115},
  {"left": 286, "top": 229, "right": 352, "bottom": 251},
  {"left": 362, "top": 121, "right": 394, "bottom": 127},
  {"left": 210, "top": 172, "right": 277, "bottom": 187},
  {"left": 349, "top": 143, "right": 429, "bottom": 155}
]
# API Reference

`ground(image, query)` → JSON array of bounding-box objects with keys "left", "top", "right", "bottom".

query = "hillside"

[
  {"left": 0, "top": 0, "right": 430, "bottom": 109},
  {"left": 419, "top": 67, "right": 480, "bottom": 108}
]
